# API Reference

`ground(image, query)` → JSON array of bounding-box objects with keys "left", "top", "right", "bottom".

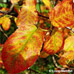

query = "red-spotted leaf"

[
  {"left": 2, "top": 24, "right": 44, "bottom": 74},
  {"left": 43, "top": 31, "right": 64, "bottom": 55},
  {"left": 49, "top": 0, "right": 74, "bottom": 28},
  {"left": 16, "top": 0, "right": 38, "bottom": 27},
  {"left": 11, "top": 0, "right": 20, "bottom": 4},
  {"left": 64, "top": 36, "right": 74, "bottom": 52}
]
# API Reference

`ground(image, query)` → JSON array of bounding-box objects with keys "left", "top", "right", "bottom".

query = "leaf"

[
  {"left": 49, "top": 0, "right": 74, "bottom": 28},
  {"left": 2, "top": 24, "right": 44, "bottom": 74},
  {"left": 43, "top": 31, "right": 64, "bottom": 55},
  {"left": 0, "top": 44, "right": 3, "bottom": 68},
  {"left": 0, "top": 53, "right": 3, "bottom": 68},
  {"left": 42, "top": 0, "right": 51, "bottom": 9},
  {"left": 25, "top": 0, "right": 37, "bottom": 9},
  {"left": 0, "top": 44, "right": 3, "bottom": 52},
  {"left": 58, "top": 51, "right": 74, "bottom": 66},
  {"left": 2, "top": 16, "right": 11, "bottom": 31},
  {"left": 64, "top": 36, "right": 74, "bottom": 52},
  {"left": 40, "top": 51, "right": 49, "bottom": 58},
  {"left": 0, "top": 17, "right": 3, "bottom": 25},
  {"left": 14, "top": 4, "right": 20, "bottom": 14},
  {"left": 16, "top": 0, "right": 38, "bottom": 27},
  {"left": 10, "top": 0, "right": 20, "bottom": 4},
  {"left": 0, "top": 3, "right": 7, "bottom": 8}
]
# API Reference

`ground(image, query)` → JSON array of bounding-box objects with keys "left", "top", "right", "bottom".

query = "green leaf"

[{"left": 0, "top": 3, "right": 7, "bottom": 8}]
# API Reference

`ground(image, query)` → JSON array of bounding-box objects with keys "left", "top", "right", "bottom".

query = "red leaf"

[{"left": 2, "top": 24, "right": 44, "bottom": 74}]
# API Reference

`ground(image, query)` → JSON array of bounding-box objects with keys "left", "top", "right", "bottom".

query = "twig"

[
  {"left": 0, "top": 27, "right": 8, "bottom": 38},
  {"left": 52, "top": 56, "right": 65, "bottom": 70},
  {"left": 52, "top": 56, "right": 74, "bottom": 70},
  {"left": 66, "top": 27, "right": 74, "bottom": 33},
  {"left": 38, "top": 13, "right": 49, "bottom": 19},
  {"left": 28, "top": 68, "right": 41, "bottom": 74},
  {"left": 0, "top": 3, "right": 16, "bottom": 18}
]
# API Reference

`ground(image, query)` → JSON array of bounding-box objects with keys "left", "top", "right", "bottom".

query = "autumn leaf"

[
  {"left": 2, "top": 24, "right": 44, "bottom": 74},
  {"left": 2, "top": 16, "right": 11, "bottom": 31},
  {"left": 43, "top": 31, "right": 64, "bottom": 55},
  {"left": 1, "top": 7, "right": 9, "bottom": 12},
  {"left": 14, "top": 4, "right": 20, "bottom": 14},
  {"left": 40, "top": 50, "right": 49, "bottom": 58},
  {"left": 0, "top": 17, "right": 3, "bottom": 25},
  {"left": 25, "top": 0, "right": 37, "bottom": 9},
  {"left": 42, "top": 0, "right": 51, "bottom": 9},
  {"left": 0, "top": 44, "right": 3, "bottom": 68},
  {"left": 64, "top": 36, "right": 74, "bottom": 52},
  {"left": 58, "top": 51, "right": 74, "bottom": 66},
  {"left": 10, "top": 0, "right": 20, "bottom": 4},
  {"left": 49, "top": 0, "right": 74, "bottom": 28},
  {"left": 16, "top": 0, "right": 38, "bottom": 27}
]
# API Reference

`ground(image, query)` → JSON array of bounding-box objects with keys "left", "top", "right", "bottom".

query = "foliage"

[{"left": 0, "top": 0, "right": 74, "bottom": 74}]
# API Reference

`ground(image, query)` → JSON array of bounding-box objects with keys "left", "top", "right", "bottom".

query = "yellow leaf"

[
  {"left": 2, "top": 17, "right": 11, "bottom": 31},
  {"left": 42, "top": 0, "right": 51, "bottom": 9},
  {"left": 64, "top": 36, "right": 74, "bottom": 52}
]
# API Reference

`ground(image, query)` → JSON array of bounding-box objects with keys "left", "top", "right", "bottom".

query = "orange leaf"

[
  {"left": 2, "top": 17, "right": 11, "bottom": 31},
  {"left": 2, "top": 24, "right": 44, "bottom": 73},
  {"left": 40, "top": 50, "right": 49, "bottom": 58},
  {"left": 43, "top": 31, "right": 64, "bottom": 55},
  {"left": 58, "top": 51, "right": 74, "bottom": 66},
  {"left": 49, "top": 0, "right": 74, "bottom": 28}
]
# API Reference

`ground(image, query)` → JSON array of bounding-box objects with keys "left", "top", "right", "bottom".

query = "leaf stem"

[{"left": 0, "top": 27, "right": 8, "bottom": 38}]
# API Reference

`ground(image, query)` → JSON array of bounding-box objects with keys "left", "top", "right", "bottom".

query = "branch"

[
  {"left": 0, "top": 3, "right": 16, "bottom": 18},
  {"left": 38, "top": 13, "right": 49, "bottom": 19},
  {"left": 0, "top": 27, "right": 8, "bottom": 38}
]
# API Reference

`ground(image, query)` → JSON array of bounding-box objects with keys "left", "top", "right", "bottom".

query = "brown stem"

[{"left": 0, "top": 27, "right": 8, "bottom": 38}]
